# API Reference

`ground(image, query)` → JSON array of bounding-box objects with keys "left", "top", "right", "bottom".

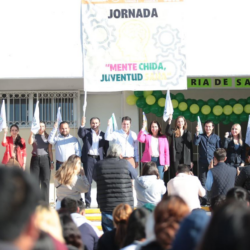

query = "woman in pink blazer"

[{"left": 138, "top": 120, "right": 170, "bottom": 180}]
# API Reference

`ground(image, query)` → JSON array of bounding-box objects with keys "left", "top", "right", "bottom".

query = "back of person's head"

[
  {"left": 113, "top": 203, "right": 133, "bottom": 248},
  {"left": 122, "top": 208, "right": 150, "bottom": 248},
  {"left": 55, "top": 154, "right": 80, "bottom": 185},
  {"left": 214, "top": 148, "right": 227, "bottom": 162},
  {"left": 177, "top": 164, "right": 191, "bottom": 174},
  {"left": 107, "top": 144, "right": 122, "bottom": 158},
  {"left": 154, "top": 195, "right": 190, "bottom": 249},
  {"left": 0, "top": 166, "right": 39, "bottom": 242},
  {"left": 77, "top": 200, "right": 85, "bottom": 215},
  {"left": 172, "top": 209, "right": 210, "bottom": 250},
  {"left": 35, "top": 202, "right": 64, "bottom": 243},
  {"left": 141, "top": 162, "right": 160, "bottom": 179},
  {"left": 61, "top": 198, "right": 78, "bottom": 214},
  {"left": 226, "top": 187, "right": 248, "bottom": 203},
  {"left": 59, "top": 213, "right": 84, "bottom": 250},
  {"left": 210, "top": 195, "right": 226, "bottom": 213},
  {"left": 198, "top": 201, "right": 250, "bottom": 250}
]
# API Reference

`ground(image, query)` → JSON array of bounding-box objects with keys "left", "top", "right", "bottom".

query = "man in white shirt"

[
  {"left": 48, "top": 121, "right": 81, "bottom": 170},
  {"left": 105, "top": 116, "right": 139, "bottom": 168},
  {"left": 78, "top": 117, "right": 109, "bottom": 208},
  {"left": 167, "top": 164, "right": 206, "bottom": 211}
]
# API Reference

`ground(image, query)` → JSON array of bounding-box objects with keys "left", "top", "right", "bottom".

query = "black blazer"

[
  {"left": 165, "top": 123, "right": 193, "bottom": 165},
  {"left": 223, "top": 138, "right": 246, "bottom": 166},
  {"left": 78, "top": 127, "right": 109, "bottom": 163}
]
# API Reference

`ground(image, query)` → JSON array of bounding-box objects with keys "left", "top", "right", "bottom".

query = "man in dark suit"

[{"left": 78, "top": 116, "right": 109, "bottom": 208}]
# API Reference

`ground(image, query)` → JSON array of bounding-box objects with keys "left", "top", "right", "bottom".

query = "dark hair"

[
  {"left": 0, "top": 166, "right": 39, "bottom": 241},
  {"left": 59, "top": 121, "right": 69, "bottom": 128},
  {"left": 154, "top": 196, "right": 189, "bottom": 250},
  {"left": 204, "top": 120, "right": 214, "bottom": 127},
  {"left": 32, "top": 231, "right": 55, "bottom": 250},
  {"left": 177, "top": 164, "right": 190, "bottom": 173},
  {"left": 61, "top": 198, "right": 78, "bottom": 213},
  {"left": 77, "top": 200, "right": 85, "bottom": 213},
  {"left": 142, "top": 162, "right": 160, "bottom": 179},
  {"left": 198, "top": 201, "right": 250, "bottom": 250},
  {"left": 10, "top": 124, "right": 24, "bottom": 149},
  {"left": 148, "top": 120, "right": 163, "bottom": 136},
  {"left": 122, "top": 208, "right": 149, "bottom": 248},
  {"left": 59, "top": 213, "right": 83, "bottom": 250},
  {"left": 214, "top": 148, "right": 227, "bottom": 162},
  {"left": 122, "top": 116, "right": 131, "bottom": 123},
  {"left": 40, "top": 121, "right": 49, "bottom": 139},
  {"left": 226, "top": 187, "right": 248, "bottom": 202},
  {"left": 90, "top": 117, "right": 100, "bottom": 123},
  {"left": 210, "top": 195, "right": 225, "bottom": 213}
]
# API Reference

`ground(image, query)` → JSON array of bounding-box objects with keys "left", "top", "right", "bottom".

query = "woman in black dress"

[{"left": 165, "top": 115, "right": 193, "bottom": 179}]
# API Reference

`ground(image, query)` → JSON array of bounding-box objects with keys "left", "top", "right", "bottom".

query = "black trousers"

[
  {"left": 84, "top": 156, "right": 99, "bottom": 205},
  {"left": 170, "top": 152, "right": 184, "bottom": 179},
  {"left": 30, "top": 155, "right": 51, "bottom": 204}
]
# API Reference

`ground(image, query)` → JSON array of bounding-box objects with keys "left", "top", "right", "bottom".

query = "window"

[{"left": 0, "top": 91, "right": 78, "bottom": 127}]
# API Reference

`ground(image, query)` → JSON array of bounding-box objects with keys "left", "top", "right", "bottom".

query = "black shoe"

[{"left": 86, "top": 203, "right": 90, "bottom": 208}]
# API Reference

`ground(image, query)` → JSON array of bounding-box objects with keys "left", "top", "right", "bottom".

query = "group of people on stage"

[{"left": 1, "top": 114, "right": 248, "bottom": 207}]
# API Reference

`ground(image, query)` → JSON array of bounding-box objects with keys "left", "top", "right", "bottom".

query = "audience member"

[
  {"left": 121, "top": 208, "right": 150, "bottom": 250},
  {"left": 59, "top": 213, "right": 84, "bottom": 250},
  {"left": 209, "top": 195, "right": 225, "bottom": 213},
  {"left": 54, "top": 154, "right": 89, "bottom": 210},
  {"left": 78, "top": 116, "right": 109, "bottom": 208},
  {"left": 205, "top": 148, "right": 237, "bottom": 199},
  {"left": 167, "top": 164, "right": 206, "bottom": 211},
  {"left": 226, "top": 187, "right": 248, "bottom": 204},
  {"left": 235, "top": 151, "right": 250, "bottom": 192},
  {"left": 138, "top": 120, "right": 169, "bottom": 180},
  {"left": 97, "top": 203, "right": 132, "bottom": 250},
  {"left": 172, "top": 209, "right": 210, "bottom": 250},
  {"left": 93, "top": 144, "right": 137, "bottom": 232},
  {"left": 0, "top": 166, "right": 39, "bottom": 250},
  {"left": 34, "top": 202, "right": 65, "bottom": 243},
  {"left": 48, "top": 121, "right": 81, "bottom": 170},
  {"left": 135, "top": 162, "right": 166, "bottom": 207},
  {"left": 61, "top": 197, "right": 99, "bottom": 250},
  {"left": 198, "top": 201, "right": 250, "bottom": 250},
  {"left": 105, "top": 116, "right": 139, "bottom": 168},
  {"left": 140, "top": 196, "right": 190, "bottom": 250}
]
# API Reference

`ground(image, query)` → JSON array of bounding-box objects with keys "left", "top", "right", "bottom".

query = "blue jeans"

[
  {"left": 151, "top": 157, "right": 164, "bottom": 180},
  {"left": 101, "top": 211, "right": 114, "bottom": 233}
]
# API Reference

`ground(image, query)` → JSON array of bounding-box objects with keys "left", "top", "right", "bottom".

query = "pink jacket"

[{"left": 138, "top": 130, "right": 170, "bottom": 166}]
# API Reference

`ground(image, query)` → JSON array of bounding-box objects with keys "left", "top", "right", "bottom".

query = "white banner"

[
  {"left": 31, "top": 101, "right": 40, "bottom": 134},
  {"left": 82, "top": 0, "right": 186, "bottom": 91},
  {"left": 0, "top": 100, "right": 7, "bottom": 132}
]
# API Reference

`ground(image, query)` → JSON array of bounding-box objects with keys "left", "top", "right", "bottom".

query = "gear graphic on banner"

[
  {"left": 156, "top": 53, "right": 186, "bottom": 87},
  {"left": 152, "top": 25, "right": 182, "bottom": 54}
]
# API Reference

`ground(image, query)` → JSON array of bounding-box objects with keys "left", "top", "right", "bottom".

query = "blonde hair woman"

[
  {"left": 224, "top": 124, "right": 246, "bottom": 168},
  {"left": 55, "top": 154, "right": 89, "bottom": 210}
]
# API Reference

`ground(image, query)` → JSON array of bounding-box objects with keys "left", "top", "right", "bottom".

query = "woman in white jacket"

[{"left": 135, "top": 162, "right": 166, "bottom": 207}]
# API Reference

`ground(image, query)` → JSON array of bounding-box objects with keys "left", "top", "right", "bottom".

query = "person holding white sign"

[
  {"left": 166, "top": 115, "right": 193, "bottom": 179},
  {"left": 48, "top": 121, "right": 81, "bottom": 170},
  {"left": 28, "top": 122, "right": 54, "bottom": 204},
  {"left": 1, "top": 124, "right": 26, "bottom": 169},
  {"left": 138, "top": 120, "right": 170, "bottom": 180},
  {"left": 105, "top": 116, "right": 139, "bottom": 168}
]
